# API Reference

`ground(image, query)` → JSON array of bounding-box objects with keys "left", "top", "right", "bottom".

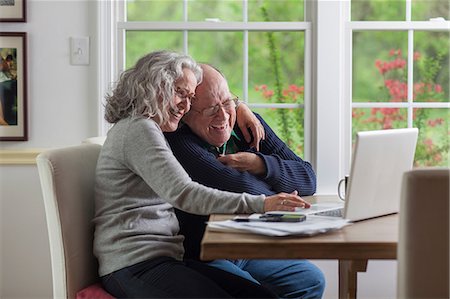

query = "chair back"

[
  {"left": 37, "top": 144, "right": 102, "bottom": 299},
  {"left": 82, "top": 136, "right": 106, "bottom": 145},
  {"left": 397, "top": 167, "right": 449, "bottom": 299}
]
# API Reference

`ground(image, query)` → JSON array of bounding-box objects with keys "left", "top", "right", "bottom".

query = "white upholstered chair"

[
  {"left": 82, "top": 136, "right": 106, "bottom": 145},
  {"left": 397, "top": 167, "right": 449, "bottom": 299},
  {"left": 37, "top": 144, "right": 113, "bottom": 299}
]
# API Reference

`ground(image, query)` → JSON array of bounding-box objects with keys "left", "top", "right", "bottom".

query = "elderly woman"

[{"left": 93, "top": 50, "right": 309, "bottom": 298}]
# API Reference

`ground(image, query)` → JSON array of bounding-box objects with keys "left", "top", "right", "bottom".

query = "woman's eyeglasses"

[{"left": 175, "top": 88, "right": 196, "bottom": 104}]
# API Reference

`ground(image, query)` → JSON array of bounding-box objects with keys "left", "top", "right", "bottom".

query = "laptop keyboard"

[{"left": 314, "top": 208, "right": 344, "bottom": 217}]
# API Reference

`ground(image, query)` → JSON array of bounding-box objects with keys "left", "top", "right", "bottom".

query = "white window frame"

[
  {"left": 344, "top": 1, "right": 450, "bottom": 176},
  {"left": 117, "top": 1, "right": 312, "bottom": 161},
  {"left": 97, "top": 0, "right": 343, "bottom": 195},
  {"left": 97, "top": 0, "right": 449, "bottom": 195}
]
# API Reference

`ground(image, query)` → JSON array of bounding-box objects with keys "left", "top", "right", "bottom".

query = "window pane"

[
  {"left": 188, "top": 0, "right": 242, "bottom": 21},
  {"left": 413, "top": 108, "right": 449, "bottom": 167},
  {"left": 412, "top": 0, "right": 450, "bottom": 21},
  {"left": 127, "top": 0, "right": 183, "bottom": 21},
  {"left": 248, "top": 0, "right": 304, "bottom": 22},
  {"left": 353, "top": 31, "right": 408, "bottom": 102},
  {"left": 252, "top": 108, "right": 304, "bottom": 156},
  {"left": 188, "top": 32, "right": 243, "bottom": 94},
  {"left": 413, "top": 31, "right": 449, "bottom": 102},
  {"left": 352, "top": 108, "right": 408, "bottom": 142},
  {"left": 125, "top": 32, "right": 183, "bottom": 68},
  {"left": 248, "top": 31, "right": 305, "bottom": 104},
  {"left": 351, "top": 0, "right": 405, "bottom": 21}
]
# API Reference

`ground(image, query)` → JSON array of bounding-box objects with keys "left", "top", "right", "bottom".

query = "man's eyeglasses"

[
  {"left": 191, "top": 96, "right": 238, "bottom": 117},
  {"left": 175, "top": 87, "right": 196, "bottom": 104}
]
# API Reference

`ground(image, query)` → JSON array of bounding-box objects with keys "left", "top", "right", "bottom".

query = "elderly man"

[{"left": 165, "top": 64, "right": 324, "bottom": 299}]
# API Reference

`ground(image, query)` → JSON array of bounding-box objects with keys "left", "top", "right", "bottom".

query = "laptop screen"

[{"left": 344, "top": 128, "right": 418, "bottom": 221}]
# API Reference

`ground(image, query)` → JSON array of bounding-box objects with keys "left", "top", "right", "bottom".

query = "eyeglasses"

[
  {"left": 190, "top": 96, "right": 238, "bottom": 117},
  {"left": 175, "top": 87, "right": 196, "bottom": 104}
]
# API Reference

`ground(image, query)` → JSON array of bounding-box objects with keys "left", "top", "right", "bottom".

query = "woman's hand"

[
  {"left": 236, "top": 103, "right": 265, "bottom": 151},
  {"left": 264, "top": 191, "right": 311, "bottom": 212}
]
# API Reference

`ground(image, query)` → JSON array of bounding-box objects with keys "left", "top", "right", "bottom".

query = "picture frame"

[
  {"left": 0, "top": 0, "right": 26, "bottom": 22},
  {"left": 0, "top": 32, "right": 27, "bottom": 141}
]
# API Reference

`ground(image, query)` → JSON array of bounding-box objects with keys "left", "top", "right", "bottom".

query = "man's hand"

[
  {"left": 236, "top": 104, "right": 265, "bottom": 151},
  {"left": 217, "top": 152, "right": 266, "bottom": 176}
]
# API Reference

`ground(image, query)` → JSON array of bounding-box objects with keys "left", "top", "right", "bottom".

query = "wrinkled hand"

[
  {"left": 236, "top": 103, "right": 265, "bottom": 151},
  {"left": 264, "top": 191, "right": 311, "bottom": 212},
  {"left": 217, "top": 152, "right": 266, "bottom": 176}
]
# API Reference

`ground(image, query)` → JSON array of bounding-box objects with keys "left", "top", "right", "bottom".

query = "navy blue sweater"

[{"left": 165, "top": 113, "right": 316, "bottom": 259}]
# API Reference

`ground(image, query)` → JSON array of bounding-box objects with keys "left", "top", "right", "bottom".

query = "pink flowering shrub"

[
  {"left": 255, "top": 84, "right": 304, "bottom": 104},
  {"left": 353, "top": 49, "right": 448, "bottom": 166}
]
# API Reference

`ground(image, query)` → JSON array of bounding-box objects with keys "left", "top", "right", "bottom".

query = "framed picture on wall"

[
  {"left": 0, "top": 32, "right": 27, "bottom": 141},
  {"left": 0, "top": 0, "right": 26, "bottom": 22}
]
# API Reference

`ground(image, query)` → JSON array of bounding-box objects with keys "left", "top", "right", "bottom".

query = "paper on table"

[{"left": 207, "top": 214, "right": 351, "bottom": 237}]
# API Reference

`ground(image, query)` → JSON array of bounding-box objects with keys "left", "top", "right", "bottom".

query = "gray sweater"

[{"left": 93, "top": 117, "right": 265, "bottom": 276}]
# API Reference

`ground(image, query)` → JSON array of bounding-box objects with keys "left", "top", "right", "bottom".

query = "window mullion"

[
  {"left": 243, "top": 0, "right": 248, "bottom": 103},
  {"left": 117, "top": 21, "right": 310, "bottom": 31},
  {"left": 304, "top": 27, "right": 312, "bottom": 162},
  {"left": 406, "top": 0, "right": 413, "bottom": 128},
  {"left": 183, "top": 0, "right": 188, "bottom": 53},
  {"left": 243, "top": 31, "right": 248, "bottom": 103},
  {"left": 406, "top": 0, "right": 412, "bottom": 21},
  {"left": 349, "top": 21, "right": 450, "bottom": 30},
  {"left": 248, "top": 103, "right": 304, "bottom": 109},
  {"left": 352, "top": 102, "right": 450, "bottom": 108},
  {"left": 407, "top": 30, "right": 414, "bottom": 128}
]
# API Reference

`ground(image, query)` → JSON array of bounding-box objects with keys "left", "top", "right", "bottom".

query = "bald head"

[
  {"left": 195, "top": 64, "right": 229, "bottom": 100},
  {"left": 183, "top": 64, "right": 236, "bottom": 147}
]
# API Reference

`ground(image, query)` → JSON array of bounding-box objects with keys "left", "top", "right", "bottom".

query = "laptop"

[{"left": 271, "top": 128, "right": 419, "bottom": 222}]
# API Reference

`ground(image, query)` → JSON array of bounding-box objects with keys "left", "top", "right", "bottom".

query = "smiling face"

[
  {"left": 160, "top": 68, "right": 198, "bottom": 132},
  {"left": 183, "top": 65, "right": 236, "bottom": 147}
]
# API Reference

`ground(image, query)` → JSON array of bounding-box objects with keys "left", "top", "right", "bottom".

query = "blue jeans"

[
  {"left": 101, "top": 257, "right": 277, "bottom": 298},
  {"left": 208, "top": 259, "right": 325, "bottom": 299}
]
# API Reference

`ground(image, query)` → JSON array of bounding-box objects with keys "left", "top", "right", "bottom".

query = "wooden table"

[{"left": 200, "top": 195, "right": 398, "bottom": 299}]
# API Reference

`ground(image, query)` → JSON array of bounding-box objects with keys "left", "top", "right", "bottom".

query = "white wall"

[
  {"left": 0, "top": 0, "right": 98, "bottom": 298},
  {"left": 0, "top": 1, "right": 397, "bottom": 298},
  {"left": 0, "top": 165, "right": 52, "bottom": 298},
  {"left": 1, "top": 0, "right": 99, "bottom": 150}
]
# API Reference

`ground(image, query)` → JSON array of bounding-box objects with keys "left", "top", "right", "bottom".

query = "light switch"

[{"left": 70, "top": 36, "right": 90, "bottom": 65}]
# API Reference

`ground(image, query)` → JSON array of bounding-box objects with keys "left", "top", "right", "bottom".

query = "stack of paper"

[{"left": 207, "top": 215, "right": 351, "bottom": 237}]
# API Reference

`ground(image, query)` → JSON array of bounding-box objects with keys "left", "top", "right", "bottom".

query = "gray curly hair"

[{"left": 104, "top": 50, "right": 202, "bottom": 125}]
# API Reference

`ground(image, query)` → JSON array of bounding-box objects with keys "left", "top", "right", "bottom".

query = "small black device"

[{"left": 233, "top": 214, "right": 306, "bottom": 223}]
